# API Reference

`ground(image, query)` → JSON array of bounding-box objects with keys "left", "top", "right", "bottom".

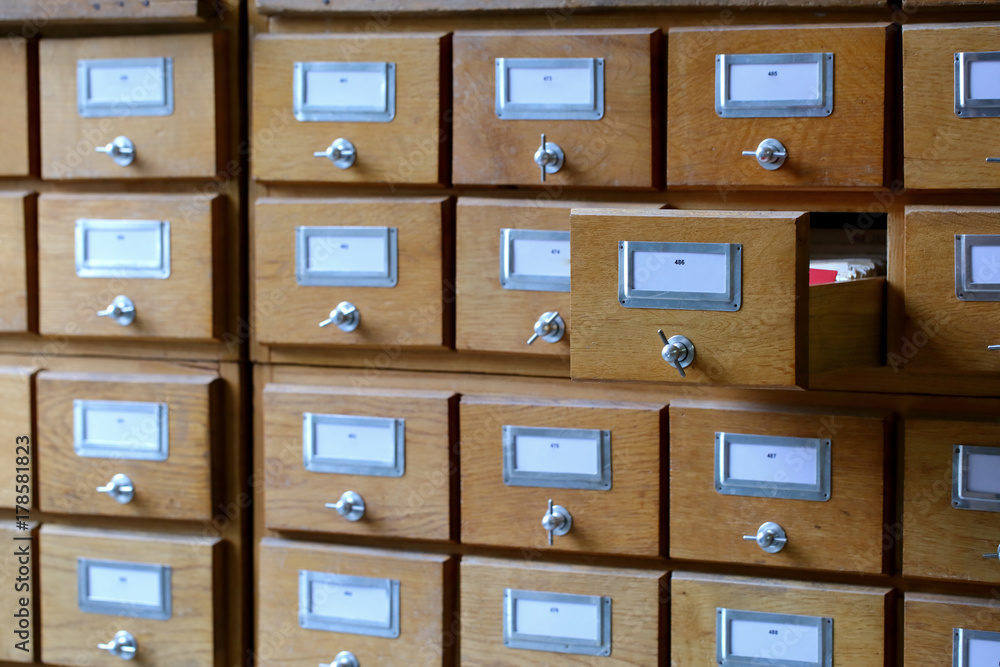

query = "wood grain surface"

[
  {"left": 38, "top": 194, "right": 223, "bottom": 341},
  {"left": 254, "top": 197, "right": 451, "bottom": 349},
  {"left": 0, "top": 367, "right": 34, "bottom": 512},
  {"left": 570, "top": 208, "right": 808, "bottom": 388},
  {"left": 40, "top": 524, "right": 221, "bottom": 667},
  {"left": 453, "top": 29, "right": 660, "bottom": 188},
  {"left": 460, "top": 556, "right": 666, "bottom": 666},
  {"left": 668, "top": 24, "right": 889, "bottom": 189},
  {"left": 671, "top": 572, "right": 891, "bottom": 666},
  {"left": 0, "top": 523, "right": 36, "bottom": 662},
  {"left": 263, "top": 382, "right": 457, "bottom": 540},
  {"left": 903, "top": 24, "right": 1000, "bottom": 189},
  {"left": 257, "top": 538, "right": 454, "bottom": 666},
  {"left": 1, "top": 0, "right": 207, "bottom": 21},
  {"left": 902, "top": 417, "right": 1000, "bottom": 584},
  {"left": 669, "top": 401, "right": 889, "bottom": 573},
  {"left": 903, "top": 206, "right": 1000, "bottom": 375},
  {"left": 36, "top": 370, "right": 220, "bottom": 521},
  {"left": 252, "top": 33, "right": 448, "bottom": 185},
  {"left": 903, "top": 593, "right": 1000, "bottom": 666},
  {"left": 460, "top": 394, "right": 665, "bottom": 556},
  {"left": 0, "top": 38, "right": 32, "bottom": 178},
  {"left": 0, "top": 193, "right": 34, "bottom": 333},
  {"left": 259, "top": 0, "right": 887, "bottom": 11},
  {"left": 40, "top": 33, "right": 220, "bottom": 180},
  {"left": 808, "top": 277, "right": 885, "bottom": 375}
]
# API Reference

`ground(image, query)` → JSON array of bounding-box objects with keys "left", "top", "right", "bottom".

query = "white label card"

[
  {"left": 968, "top": 636, "right": 1000, "bottom": 666},
  {"left": 314, "top": 419, "right": 396, "bottom": 466},
  {"left": 632, "top": 250, "right": 728, "bottom": 294},
  {"left": 728, "top": 62, "right": 820, "bottom": 102},
  {"left": 87, "top": 564, "right": 163, "bottom": 607},
  {"left": 727, "top": 441, "right": 819, "bottom": 486},
  {"left": 304, "top": 69, "right": 387, "bottom": 110},
  {"left": 76, "top": 219, "right": 170, "bottom": 279},
  {"left": 307, "top": 235, "right": 388, "bottom": 274},
  {"left": 88, "top": 65, "right": 166, "bottom": 105},
  {"left": 508, "top": 66, "right": 593, "bottom": 106},
  {"left": 514, "top": 599, "right": 600, "bottom": 642},
  {"left": 310, "top": 581, "right": 392, "bottom": 626},
  {"left": 729, "top": 618, "right": 822, "bottom": 663},
  {"left": 511, "top": 238, "right": 571, "bottom": 278},
  {"left": 971, "top": 244, "right": 1000, "bottom": 284},
  {"left": 77, "top": 57, "right": 173, "bottom": 118},
  {"left": 966, "top": 452, "right": 1000, "bottom": 495},
  {"left": 85, "top": 226, "right": 161, "bottom": 265},
  {"left": 74, "top": 400, "right": 169, "bottom": 461},
  {"left": 514, "top": 435, "right": 600, "bottom": 476},
  {"left": 969, "top": 60, "right": 1000, "bottom": 100}
]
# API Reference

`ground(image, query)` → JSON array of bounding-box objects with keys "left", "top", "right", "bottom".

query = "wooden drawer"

[
  {"left": 254, "top": 197, "right": 451, "bottom": 349},
  {"left": 670, "top": 401, "right": 889, "bottom": 573},
  {"left": 0, "top": 523, "right": 36, "bottom": 663},
  {"left": 668, "top": 24, "right": 890, "bottom": 189},
  {"left": 461, "top": 556, "right": 667, "bottom": 666},
  {"left": 460, "top": 394, "right": 664, "bottom": 556},
  {"left": 0, "top": 193, "right": 35, "bottom": 333},
  {"left": 263, "top": 382, "right": 457, "bottom": 541},
  {"left": 904, "top": 593, "right": 1000, "bottom": 666},
  {"left": 903, "top": 24, "right": 1000, "bottom": 189},
  {"left": 902, "top": 206, "right": 1000, "bottom": 375},
  {"left": 258, "top": 539, "right": 454, "bottom": 666},
  {"left": 40, "top": 33, "right": 223, "bottom": 180},
  {"left": 252, "top": 33, "right": 448, "bottom": 185},
  {"left": 40, "top": 525, "right": 220, "bottom": 666},
  {"left": 0, "top": 38, "right": 32, "bottom": 177},
  {"left": 0, "top": 368, "right": 34, "bottom": 512},
  {"left": 37, "top": 370, "right": 220, "bottom": 521},
  {"left": 38, "top": 194, "right": 224, "bottom": 341},
  {"left": 453, "top": 29, "right": 661, "bottom": 188},
  {"left": 672, "top": 572, "right": 891, "bottom": 666},
  {"left": 570, "top": 208, "right": 885, "bottom": 388},
  {"left": 902, "top": 417, "right": 1000, "bottom": 584}
]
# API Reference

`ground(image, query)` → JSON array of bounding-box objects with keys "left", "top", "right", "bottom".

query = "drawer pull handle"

[
  {"left": 96, "top": 474, "right": 135, "bottom": 504},
  {"left": 326, "top": 491, "right": 365, "bottom": 522},
  {"left": 533, "top": 133, "right": 564, "bottom": 183},
  {"left": 319, "top": 302, "right": 360, "bottom": 333},
  {"left": 743, "top": 521, "right": 788, "bottom": 554},
  {"left": 984, "top": 545, "right": 1000, "bottom": 560},
  {"left": 658, "top": 331, "right": 695, "bottom": 378},
  {"left": 96, "top": 295, "right": 136, "bottom": 327},
  {"left": 321, "top": 651, "right": 360, "bottom": 667},
  {"left": 95, "top": 136, "right": 136, "bottom": 167},
  {"left": 527, "top": 311, "right": 565, "bottom": 345},
  {"left": 97, "top": 630, "right": 137, "bottom": 660},
  {"left": 314, "top": 138, "right": 357, "bottom": 170},
  {"left": 989, "top": 345, "right": 1000, "bottom": 351},
  {"left": 742, "top": 138, "right": 787, "bottom": 171},
  {"left": 987, "top": 158, "right": 1000, "bottom": 163},
  {"left": 541, "top": 498, "right": 573, "bottom": 546}
]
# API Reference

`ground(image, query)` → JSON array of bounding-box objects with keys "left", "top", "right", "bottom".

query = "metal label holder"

[
  {"left": 298, "top": 570, "right": 400, "bottom": 638},
  {"left": 496, "top": 57, "right": 604, "bottom": 121},
  {"left": 296, "top": 226, "right": 398, "bottom": 288},
  {"left": 503, "top": 588, "right": 612, "bottom": 656},
  {"left": 954, "top": 51, "right": 1000, "bottom": 118},
  {"left": 502, "top": 425, "right": 611, "bottom": 490},
  {"left": 73, "top": 400, "right": 169, "bottom": 461},
  {"left": 78, "top": 558, "right": 172, "bottom": 620},
  {"left": 293, "top": 61, "right": 396, "bottom": 123},
  {"left": 953, "top": 627, "right": 1000, "bottom": 666},
  {"left": 77, "top": 57, "right": 174, "bottom": 118},
  {"left": 952, "top": 444, "right": 1000, "bottom": 512},
  {"left": 717, "top": 608, "right": 833, "bottom": 667},
  {"left": 75, "top": 219, "right": 171, "bottom": 280},
  {"left": 716, "top": 432, "right": 831, "bottom": 502},
  {"left": 499, "top": 228, "right": 571, "bottom": 293},
  {"left": 619, "top": 240, "right": 742, "bottom": 311},
  {"left": 303, "top": 413, "right": 405, "bottom": 478},
  {"left": 716, "top": 52, "right": 833, "bottom": 118},
  {"left": 954, "top": 234, "right": 1000, "bottom": 301}
]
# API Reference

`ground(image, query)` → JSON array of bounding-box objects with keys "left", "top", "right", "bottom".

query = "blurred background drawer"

[
  {"left": 904, "top": 593, "right": 1000, "bottom": 666},
  {"left": 37, "top": 370, "right": 220, "bottom": 520},
  {"left": 38, "top": 193, "right": 224, "bottom": 341},
  {"left": 41, "top": 33, "right": 224, "bottom": 180},
  {"left": 670, "top": 401, "right": 889, "bottom": 574},
  {"left": 0, "top": 523, "right": 35, "bottom": 663},
  {"left": 258, "top": 539, "right": 454, "bottom": 666},
  {"left": 0, "top": 38, "right": 32, "bottom": 178},
  {"left": 0, "top": 193, "right": 34, "bottom": 334},
  {"left": 0, "top": 367, "right": 34, "bottom": 511},
  {"left": 460, "top": 394, "right": 664, "bottom": 556},
  {"left": 263, "top": 381, "right": 457, "bottom": 541},
  {"left": 461, "top": 556, "right": 666, "bottom": 666},
  {"left": 453, "top": 29, "right": 661, "bottom": 188}
]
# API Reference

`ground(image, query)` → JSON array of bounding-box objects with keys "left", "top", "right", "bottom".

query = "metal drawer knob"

[
  {"left": 658, "top": 330, "right": 695, "bottom": 378},
  {"left": 314, "top": 138, "right": 357, "bottom": 169},
  {"left": 96, "top": 474, "right": 135, "bottom": 504},
  {"left": 533, "top": 133, "right": 564, "bottom": 183},
  {"left": 987, "top": 158, "right": 1000, "bottom": 163},
  {"left": 319, "top": 301, "right": 359, "bottom": 332},
  {"left": 98, "top": 630, "right": 137, "bottom": 660},
  {"left": 326, "top": 491, "right": 365, "bottom": 522},
  {"left": 95, "top": 136, "right": 136, "bottom": 167},
  {"left": 989, "top": 345, "right": 1000, "bottom": 351},
  {"left": 321, "top": 652, "right": 359, "bottom": 667},
  {"left": 743, "top": 521, "right": 788, "bottom": 554},
  {"left": 984, "top": 544, "right": 1000, "bottom": 560},
  {"left": 97, "top": 295, "right": 136, "bottom": 326},
  {"left": 541, "top": 498, "right": 572, "bottom": 546},
  {"left": 527, "top": 311, "right": 565, "bottom": 345},
  {"left": 742, "top": 138, "right": 787, "bottom": 170}
]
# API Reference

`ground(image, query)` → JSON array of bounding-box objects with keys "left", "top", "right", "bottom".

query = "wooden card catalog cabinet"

[
  {"left": 40, "top": 525, "right": 220, "bottom": 666},
  {"left": 254, "top": 197, "right": 451, "bottom": 349},
  {"left": 0, "top": 1, "right": 209, "bottom": 22},
  {"left": 0, "top": 193, "right": 34, "bottom": 334},
  {"left": 40, "top": 33, "right": 223, "bottom": 180},
  {"left": 258, "top": 539, "right": 454, "bottom": 666},
  {"left": 460, "top": 394, "right": 665, "bottom": 556},
  {"left": 461, "top": 557, "right": 667, "bottom": 666},
  {"left": 904, "top": 25, "right": 1000, "bottom": 189},
  {"left": 0, "top": 368, "right": 34, "bottom": 512},
  {"left": 453, "top": 29, "right": 661, "bottom": 188},
  {"left": 570, "top": 208, "right": 885, "bottom": 388},
  {"left": 905, "top": 593, "right": 1000, "bottom": 666},
  {"left": 903, "top": 206, "right": 1000, "bottom": 375},
  {"left": 668, "top": 24, "right": 890, "bottom": 189},
  {"left": 903, "top": 417, "right": 1000, "bottom": 584},
  {"left": 36, "top": 370, "right": 220, "bottom": 520},
  {"left": 672, "top": 572, "right": 891, "bottom": 666},
  {"left": 0, "top": 38, "right": 32, "bottom": 177},
  {"left": 38, "top": 194, "right": 224, "bottom": 341},
  {"left": 670, "top": 402, "right": 889, "bottom": 574},
  {"left": 252, "top": 33, "right": 448, "bottom": 185},
  {"left": 0, "top": 524, "right": 35, "bottom": 662}
]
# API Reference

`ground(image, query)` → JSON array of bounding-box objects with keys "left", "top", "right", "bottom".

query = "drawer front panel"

[{"left": 904, "top": 593, "right": 1000, "bottom": 666}]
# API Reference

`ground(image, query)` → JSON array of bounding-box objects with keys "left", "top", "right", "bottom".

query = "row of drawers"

[
  {"left": 3, "top": 24, "right": 1000, "bottom": 189},
  {"left": 5, "top": 366, "right": 997, "bottom": 580},
  {"left": 5, "top": 193, "right": 997, "bottom": 385},
  {"left": 7, "top": 526, "right": 995, "bottom": 666}
]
